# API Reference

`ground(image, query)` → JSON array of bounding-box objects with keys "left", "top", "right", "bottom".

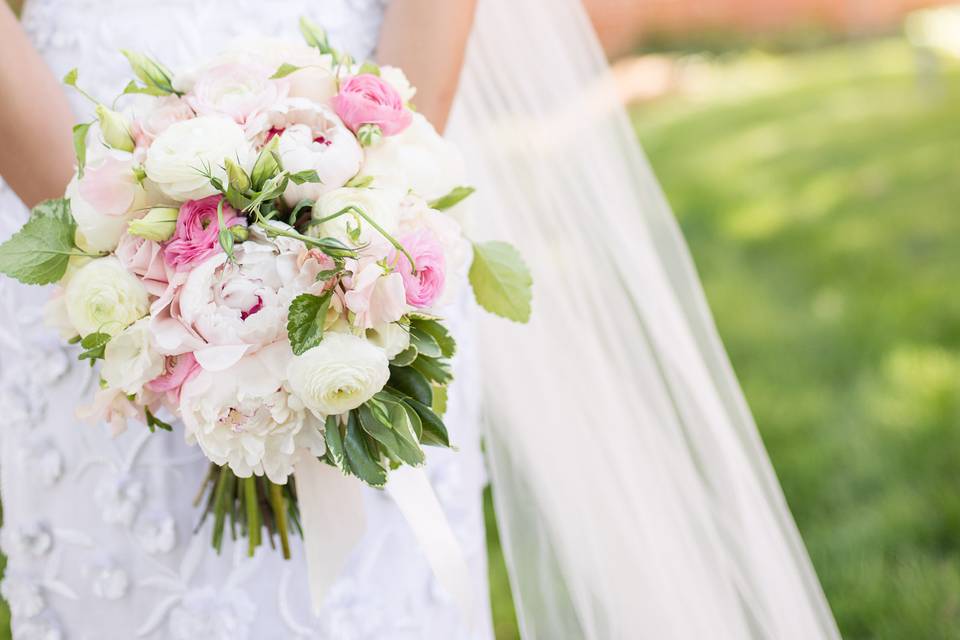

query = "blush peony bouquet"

[{"left": 0, "top": 18, "right": 531, "bottom": 567}]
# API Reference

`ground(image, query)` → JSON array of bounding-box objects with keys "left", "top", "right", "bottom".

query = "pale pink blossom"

[
  {"left": 187, "top": 63, "right": 287, "bottom": 126},
  {"left": 78, "top": 156, "right": 141, "bottom": 217},
  {"left": 115, "top": 233, "right": 174, "bottom": 297},
  {"left": 146, "top": 353, "right": 201, "bottom": 404},
  {"left": 391, "top": 229, "right": 446, "bottom": 308},
  {"left": 131, "top": 96, "right": 195, "bottom": 150},
  {"left": 332, "top": 74, "right": 412, "bottom": 136},
  {"left": 344, "top": 258, "right": 407, "bottom": 329},
  {"left": 76, "top": 388, "right": 142, "bottom": 437},
  {"left": 164, "top": 195, "right": 245, "bottom": 272}
]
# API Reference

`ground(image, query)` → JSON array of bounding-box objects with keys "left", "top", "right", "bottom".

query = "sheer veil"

[{"left": 445, "top": 0, "right": 842, "bottom": 638}]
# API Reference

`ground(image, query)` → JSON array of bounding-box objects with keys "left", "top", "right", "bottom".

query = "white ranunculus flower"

[
  {"left": 101, "top": 318, "right": 165, "bottom": 395},
  {"left": 379, "top": 65, "right": 417, "bottom": 103},
  {"left": 360, "top": 112, "right": 465, "bottom": 201},
  {"left": 287, "top": 332, "right": 390, "bottom": 417},
  {"left": 145, "top": 117, "right": 253, "bottom": 201},
  {"left": 180, "top": 342, "right": 308, "bottom": 483},
  {"left": 65, "top": 257, "right": 150, "bottom": 337},
  {"left": 366, "top": 322, "right": 411, "bottom": 359},
  {"left": 311, "top": 187, "right": 401, "bottom": 246}
]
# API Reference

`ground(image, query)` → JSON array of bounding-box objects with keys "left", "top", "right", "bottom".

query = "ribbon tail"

[
  {"left": 294, "top": 453, "right": 366, "bottom": 616},
  {"left": 387, "top": 466, "right": 476, "bottom": 628}
]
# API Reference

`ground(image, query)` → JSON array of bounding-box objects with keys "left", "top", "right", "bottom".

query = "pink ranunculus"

[
  {"left": 391, "top": 229, "right": 446, "bottom": 308},
  {"left": 77, "top": 155, "right": 141, "bottom": 217},
  {"left": 344, "top": 257, "right": 407, "bottom": 329},
  {"left": 116, "top": 232, "right": 172, "bottom": 297},
  {"left": 146, "top": 352, "right": 201, "bottom": 404},
  {"left": 164, "top": 195, "right": 245, "bottom": 272},
  {"left": 131, "top": 96, "right": 195, "bottom": 151},
  {"left": 332, "top": 74, "right": 412, "bottom": 137}
]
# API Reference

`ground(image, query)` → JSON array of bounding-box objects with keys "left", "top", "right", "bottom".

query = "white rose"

[
  {"left": 360, "top": 112, "right": 465, "bottom": 201},
  {"left": 64, "top": 257, "right": 150, "bottom": 337},
  {"left": 287, "top": 332, "right": 390, "bottom": 417},
  {"left": 145, "top": 117, "right": 254, "bottom": 201},
  {"left": 101, "top": 318, "right": 165, "bottom": 395},
  {"left": 181, "top": 342, "right": 309, "bottom": 483},
  {"left": 380, "top": 65, "right": 417, "bottom": 103},
  {"left": 366, "top": 322, "right": 410, "bottom": 359},
  {"left": 311, "top": 187, "right": 401, "bottom": 246}
]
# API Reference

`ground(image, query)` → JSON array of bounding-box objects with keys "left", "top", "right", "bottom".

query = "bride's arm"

[
  {"left": 0, "top": 2, "right": 75, "bottom": 207},
  {"left": 376, "top": 0, "right": 477, "bottom": 133}
]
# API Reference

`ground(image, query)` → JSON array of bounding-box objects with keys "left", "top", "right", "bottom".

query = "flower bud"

[
  {"left": 356, "top": 124, "right": 382, "bottom": 147},
  {"left": 121, "top": 50, "right": 175, "bottom": 93},
  {"left": 225, "top": 158, "right": 251, "bottom": 193},
  {"left": 229, "top": 225, "right": 249, "bottom": 242},
  {"left": 127, "top": 207, "right": 179, "bottom": 242},
  {"left": 250, "top": 137, "right": 281, "bottom": 190},
  {"left": 299, "top": 17, "right": 333, "bottom": 55},
  {"left": 96, "top": 105, "right": 135, "bottom": 152}
]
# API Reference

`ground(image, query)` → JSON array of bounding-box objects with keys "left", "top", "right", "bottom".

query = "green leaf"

[
  {"left": 288, "top": 169, "right": 322, "bottom": 185},
  {"left": 324, "top": 415, "right": 345, "bottom": 469},
  {"left": 432, "top": 384, "right": 448, "bottom": 417},
  {"left": 357, "top": 403, "right": 404, "bottom": 456},
  {"left": 408, "top": 326, "right": 442, "bottom": 359},
  {"left": 391, "top": 345, "right": 418, "bottom": 367},
  {"left": 410, "top": 318, "right": 456, "bottom": 358},
  {"left": 0, "top": 198, "right": 79, "bottom": 285},
  {"left": 287, "top": 292, "right": 333, "bottom": 356},
  {"left": 145, "top": 407, "right": 174, "bottom": 433},
  {"left": 343, "top": 411, "right": 387, "bottom": 486},
  {"left": 388, "top": 365, "right": 433, "bottom": 406},
  {"left": 299, "top": 17, "right": 334, "bottom": 55},
  {"left": 72, "top": 122, "right": 92, "bottom": 178},
  {"left": 270, "top": 63, "right": 303, "bottom": 79},
  {"left": 345, "top": 175, "right": 374, "bottom": 189},
  {"left": 62, "top": 68, "right": 79, "bottom": 87},
  {"left": 78, "top": 331, "right": 110, "bottom": 363},
  {"left": 358, "top": 61, "right": 381, "bottom": 76},
  {"left": 121, "top": 80, "right": 169, "bottom": 97},
  {"left": 429, "top": 186, "right": 475, "bottom": 211},
  {"left": 403, "top": 397, "right": 450, "bottom": 447},
  {"left": 469, "top": 241, "right": 533, "bottom": 323},
  {"left": 411, "top": 355, "right": 453, "bottom": 385},
  {"left": 365, "top": 395, "right": 425, "bottom": 466}
]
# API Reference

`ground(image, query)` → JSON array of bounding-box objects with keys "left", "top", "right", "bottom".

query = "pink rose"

[
  {"left": 391, "top": 230, "right": 446, "bottom": 309},
  {"left": 146, "top": 352, "right": 201, "bottom": 403},
  {"left": 187, "top": 63, "right": 287, "bottom": 127},
  {"left": 332, "top": 74, "right": 412, "bottom": 137},
  {"left": 131, "top": 96, "right": 195, "bottom": 150},
  {"left": 164, "top": 195, "right": 245, "bottom": 271},
  {"left": 78, "top": 156, "right": 140, "bottom": 217},
  {"left": 344, "top": 257, "right": 407, "bottom": 329},
  {"left": 116, "top": 233, "right": 173, "bottom": 297}
]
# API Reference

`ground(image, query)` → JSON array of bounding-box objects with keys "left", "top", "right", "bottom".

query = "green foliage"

[
  {"left": 72, "top": 122, "right": 92, "bottom": 178},
  {"left": 286, "top": 292, "right": 333, "bottom": 356},
  {"left": 145, "top": 407, "right": 173, "bottom": 433},
  {"left": 469, "top": 241, "right": 533, "bottom": 323},
  {"left": 0, "top": 199, "right": 79, "bottom": 284},
  {"left": 429, "top": 186, "right": 475, "bottom": 211},
  {"left": 77, "top": 332, "right": 110, "bottom": 363}
]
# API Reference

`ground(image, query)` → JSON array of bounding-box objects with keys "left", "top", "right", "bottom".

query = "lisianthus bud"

[
  {"left": 250, "top": 137, "right": 281, "bottom": 190},
  {"left": 121, "top": 49, "right": 175, "bottom": 94},
  {"left": 225, "top": 158, "right": 251, "bottom": 193},
  {"left": 229, "top": 225, "right": 249, "bottom": 242},
  {"left": 356, "top": 123, "right": 382, "bottom": 147},
  {"left": 96, "top": 105, "right": 135, "bottom": 152},
  {"left": 128, "top": 207, "right": 179, "bottom": 242}
]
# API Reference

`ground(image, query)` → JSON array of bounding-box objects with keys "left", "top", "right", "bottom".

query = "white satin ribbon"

[{"left": 294, "top": 454, "right": 475, "bottom": 626}]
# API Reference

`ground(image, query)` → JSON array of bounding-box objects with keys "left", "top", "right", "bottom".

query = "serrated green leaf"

[
  {"left": 72, "top": 122, "right": 92, "bottom": 178},
  {"left": 429, "top": 186, "right": 475, "bottom": 211},
  {"left": 344, "top": 411, "right": 387, "bottom": 486},
  {"left": 287, "top": 291, "right": 332, "bottom": 356},
  {"left": 145, "top": 407, "right": 173, "bottom": 433},
  {"left": 410, "top": 318, "right": 456, "bottom": 358},
  {"left": 270, "top": 63, "right": 302, "bottom": 79},
  {"left": 391, "top": 345, "right": 418, "bottom": 367},
  {"left": 469, "top": 241, "right": 533, "bottom": 323},
  {"left": 411, "top": 355, "right": 453, "bottom": 385},
  {"left": 324, "top": 415, "right": 345, "bottom": 468},
  {"left": 0, "top": 199, "right": 79, "bottom": 285},
  {"left": 78, "top": 331, "right": 110, "bottom": 362},
  {"left": 388, "top": 365, "right": 433, "bottom": 406},
  {"left": 403, "top": 397, "right": 450, "bottom": 447},
  {"left": 408, "top": 326, "right": 442, "bottom": 359}
]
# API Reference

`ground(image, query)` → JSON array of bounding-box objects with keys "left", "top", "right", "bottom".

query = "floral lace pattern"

[{"left": 0, "top": 1, "right": 493, "bottom": 638}]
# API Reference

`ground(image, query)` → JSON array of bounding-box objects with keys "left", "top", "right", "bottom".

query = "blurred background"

[{"left": 3, "top": 0, "right": 960, "bottom": 638}]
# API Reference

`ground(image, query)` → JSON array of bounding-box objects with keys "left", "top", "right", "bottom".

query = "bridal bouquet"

[{"left": 0, "top": 19, "right": 531, "bottom": 563}]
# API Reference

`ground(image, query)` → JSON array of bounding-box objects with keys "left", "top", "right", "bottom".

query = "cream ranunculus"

[
  {"left": 64, "top": 257, "right": 150, "bottom": 337},
  {"left": 366, "top": 322, "right": 411, "bottom": 359},
  {"left": 287, "top": 332, "right": 390, "bottom": 417},
  {"left": 101, "top": 318, "right": 165, "bottom": 395},
  {"left": 180, "top": 342, "right": 310, "bottom": 483},
  {"left": 310, "top": 187, "right": 401, "bottom": 247},
  {"left": 144, "top": 117, "right": 254, "bottom": 201}
]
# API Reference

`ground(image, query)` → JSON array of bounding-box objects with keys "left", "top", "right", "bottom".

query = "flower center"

[{"left": 240, "top": 295, "right": 264, "bottom": 320}]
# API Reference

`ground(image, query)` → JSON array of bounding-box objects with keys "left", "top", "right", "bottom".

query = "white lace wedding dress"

[{"left": 0, "top": 1, "right": 493, "bottom": 638}]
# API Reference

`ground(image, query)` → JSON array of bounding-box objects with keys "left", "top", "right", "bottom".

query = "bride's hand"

[
  {"left": 0, "top": 1, "right": 75, "bottom": 208},
  {"left": 376, "top": 0, "right": 477, "bottom": 133}
]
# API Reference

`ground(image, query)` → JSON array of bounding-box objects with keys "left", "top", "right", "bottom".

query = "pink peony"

[
  {"left": 391, "top": 230, "right": 446, "bottom": 308},
  {"left": 146, "top": 352, "right": 201, "bottom": 403},
  {"left": 332, "top": 74, "right": 412, "bottom": 137},
  {"left": 164, "top": 195, "right": 245, "bottom": 271},
  {"left": 187, "top": 63, "right": 287, "bottom": 127}
]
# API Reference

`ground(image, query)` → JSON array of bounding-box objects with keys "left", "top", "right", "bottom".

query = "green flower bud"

[
  {"left": 250, "top": 137, "right": 281, "bottom": 190},
  {"left": 356, "top": 124, "right": 382, "bottom": 147},
  {"left": 128, "top": 207, "right": 179, "bottom": 242},
  {"left": 299, "top": 17, "right": 334, "bottom": 55},
  {"left": 229, "top": 225, "right": 250, "bottom": 242},
  {"left": 225, "top": 158, "right": 251, "bottom": 193},
  {"left": 121, "top": 50, "right": 175, "bottom": 94},
  {"left": 96, "top": 105, "right": 135, "bottom": 152}
]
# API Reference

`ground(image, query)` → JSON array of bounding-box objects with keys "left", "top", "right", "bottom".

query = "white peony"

[
  {"left": 360, "top": 112, "right": 465, "bottom": 201},
  {"left": 101, "top": 318, "right": 165, "bottom": 395},
  {"left": 180, "top": 342, "right": 310, "bottom": 483},
  {"left": 311, "top": 187, "right": 401, "bottom": 246},
  {"left": 145, "top": 117, "right": 254, "bottom": 201},
  {"left": 64, "top": 257, "right": 149, "bottom": 336},
  {"left": 366, "top": 322, "right": 411, "bottom": 359},
  {"left": 287, "top": 332, "right": 390, "bottom": 417}
]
